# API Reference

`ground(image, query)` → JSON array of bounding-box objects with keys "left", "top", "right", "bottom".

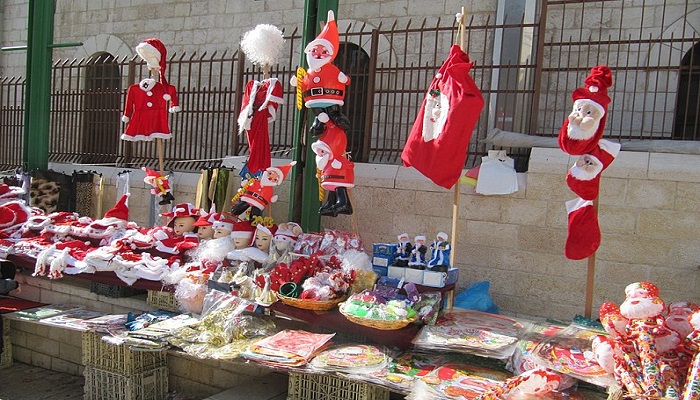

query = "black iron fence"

[{"left": 0, "top": 0, "right": 697, "bottom": 172}]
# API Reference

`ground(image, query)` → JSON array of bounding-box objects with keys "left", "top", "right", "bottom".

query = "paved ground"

[{"left": 0, "top": 362, "right": 84, "bottom": 399}]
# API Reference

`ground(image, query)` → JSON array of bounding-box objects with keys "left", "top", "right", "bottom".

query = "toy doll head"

[
  {"left": 304, "top": 10, "right": 339, "bottom": 70},
  {"left": 231, "top": 220, "right": 255, "bottom": 249},
  {"left": 274, "top": 222, "right": 302, "bottom": 251},
  {"left": 193, "top": 211, "right": 222, "bottom": 241},
  {"left": 212, "top": 218, "right": 235, "bottom": 239},
  {"left": 666, "top": 301, "right": 700, "bottom": 338},
  {"left": 619, "top": 281, "right": 665, "bottom": 320},
  {"left": 254, "top": 223, "right": 278, "bottom": 253},
  {"left": 414, "top": 235, "right": 426, "bottom": 247},
  {"left": 397, "top": 233, "right": 409, "bottom": 243}
]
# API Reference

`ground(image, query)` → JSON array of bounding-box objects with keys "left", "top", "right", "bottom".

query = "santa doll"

[
  {"left": 122, "top": 38, "right": 181, "bottom": 142},
  {"left": 408, "top": 235, "right": 428, "bottom": 269},
  {"left": 290, "top": 10, "right": 351, "bottom": 135},
  {"left": 230, "top": 161, "right": 296, "bottom": 219},
  {"left": 311, "top": 123, "right": 354, "bottom": 216},
  {"left": 142, "top": 167, "right": 175, "bottom": 205},
  {"left": 393, "top": 233, "right": 413, "bottom": 267},
  {"left": 426, "top": 231, "right": 451, "bottom": 271}
]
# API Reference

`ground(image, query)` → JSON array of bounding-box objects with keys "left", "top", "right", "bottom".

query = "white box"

[
  {"left": 387, "top": 266, "right": 405, "bottom": 279},
  {"left": 422, "top": 268, "right": 459, "bottom": 287},
  {"left": 404, "top": 268, "right": 425, "bottom": 284}
]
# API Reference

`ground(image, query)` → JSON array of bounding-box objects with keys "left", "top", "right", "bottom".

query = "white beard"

[
  {"left": 315, "top": 154, "right": 330, "bottom": 170},
  {"left": 306, "top": 56, "right": 330, "bottom": 71},
  {"left": 567, "top": 118, "right": 599, "bottom": 140},
  {"left": 260, "top": 173, "right": 278, "bottom": 187},
  {"left": 198, "top": 236, "right": 234, "bottom": 262},
  {"left": 619, "top": 298, "right": 664, "bottom": 320}
]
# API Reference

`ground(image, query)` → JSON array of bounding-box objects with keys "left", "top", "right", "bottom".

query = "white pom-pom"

[
  {"left": 241, "top": 24, "right": 285, "bottom": 66},
  {"left": 163, "top": 94, "right": 171, "bottom": 101},
  {"left": 455, "top": 12, "right": 463, "bottom": 22},
  {"left": 589, "top": 86, "right": 599, "bottom": 93},
  {"left": 122, "top": 116, "right": 130, "bottom": 124},
  {"left": 435, "top": 72, "right": 443, "bottom": 79}
]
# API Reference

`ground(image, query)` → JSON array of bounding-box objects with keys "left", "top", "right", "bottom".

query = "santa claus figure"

[
  {"left": 122, "top": 38, "right": 181, "bottom": 142},
  {"left": 142, "top": 167, "right": 175, "bottom": 205},
  {"left": 311, "top": 123, "right": 354, "bottom": 216},
  {"left": 230, "top": 161, "right": 296, "bottom": 219},
  {"left": 393, "top": 233, "right": 413, "bottom": 267},
  {"left": 290, "top": 10, "right": 351, "bottom": 135}
]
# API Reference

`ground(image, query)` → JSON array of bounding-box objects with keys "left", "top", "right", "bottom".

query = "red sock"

[{"left": 565, "top": 198, "right": 601, "bottom": 260}]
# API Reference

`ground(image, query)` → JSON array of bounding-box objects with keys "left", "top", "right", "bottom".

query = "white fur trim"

[
  {"left": 598, "top": 139, "right": 621, "bottom": 158},
  {"left": 169, "top": 106, "right": 181, "bottom": 113},
  {"left": 122, "top": 116, "right": 130, "bottom": 124},
  {"left": 135, "top": 42, "right": 161, "bottom": 68},
  {"left": 120, "top": 132, "right": 172, "bottom": 141},
  {"left": 311, "top": 140, "right": 331, "bottom": 156},
  {"left": 565, "top": 197, "right": 594, "bottom": 214}
]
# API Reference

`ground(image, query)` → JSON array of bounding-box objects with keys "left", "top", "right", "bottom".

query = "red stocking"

[{"left": 565, "top": 198, "right": 601, "bottom": 260}]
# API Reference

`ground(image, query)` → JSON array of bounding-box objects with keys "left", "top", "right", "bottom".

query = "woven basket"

[
  {"left": 275, "top": 293, "right": 346, "bottom": 311},
  {"left": 339, "top": 304, "right": 416, "bottom": 330}
]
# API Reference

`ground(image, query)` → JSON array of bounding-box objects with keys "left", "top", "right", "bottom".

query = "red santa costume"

[
  {"left": 121, "top": 38, "right": 181, "bottom": 142},
  {"left": 231, "top": 162, "right": 296, "bottom": 217},
  {"left": 312, "top": 123, "right": 355, "bottom": 190},
  {"left": 237, "top": 78, "right": 284, "bottom": 174}
]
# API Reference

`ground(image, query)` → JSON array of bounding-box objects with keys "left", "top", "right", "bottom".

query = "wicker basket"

[
  {"left": 82, "top": 332, "right": 167, "bottom": 376},
  {"left": 275, "top": 293, "right": 347, "bottom": 311},
  {"left": 338, "top": 304, "right": 416, "bottom": 330},
  {"left": 287, "top": 372, "right": 389, "bottom": 400},
  {"left": 146, "top": 290, "right": 179, "bottom": 312},
  {"left": 83, "top": 366, "right": 168, "bottom": 400}
]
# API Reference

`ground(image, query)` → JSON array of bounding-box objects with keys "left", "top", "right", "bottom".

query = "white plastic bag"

[{"left": 475, "top": 150, "right": 519, "bottom": 195}]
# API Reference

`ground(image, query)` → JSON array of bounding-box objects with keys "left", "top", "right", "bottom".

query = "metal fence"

[{"left": 0, "top": 0, "right": 697, "bottom": 172}]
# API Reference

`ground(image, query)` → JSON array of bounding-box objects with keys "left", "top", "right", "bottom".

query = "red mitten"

[
  {"left": 566, "top": 139, "right": 621, "bottom": 200},
  {"left": 564, "top": 198, "right": 601, "bottom": 260}
]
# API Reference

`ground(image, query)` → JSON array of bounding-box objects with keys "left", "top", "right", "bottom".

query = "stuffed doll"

[
  {"left": 230, "top": 162, "right": 295, "bottom": 219},
  {"left": 311, "top": 123, "right": 354, "bottom": 216},
  {"left": 264, "top": 221, "right": 302, "bottom": 271},
  {"left": 427, "top": 231, "right": 451, "bottom": 271},
  {"left": 393, "top": 233, "right": 412, "bottom": 267},
  {"left": 142, "top": 167, "right": 175, "bottom": 205},
  {"left": 408, "top": 235, "right": 428, "bottom": 269}
]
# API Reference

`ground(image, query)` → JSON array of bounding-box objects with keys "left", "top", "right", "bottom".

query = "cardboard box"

[
  {"left": 422, "top": 268, "right": 459, "bottom": 287},
  {"left": 388, "top": 266, "right": 405, "bottom": 279},
  {"left": 404, "top": 268, "right": 425, "bottom": 285},
  {"left": 372, "top": 266, "right": 388, "bottom": 277},
  {"left": 372, "top": 243, "right": 397, "bottom": 256},
  {"left": 372, "top": 255, "right": 392, "bottom": 268}
]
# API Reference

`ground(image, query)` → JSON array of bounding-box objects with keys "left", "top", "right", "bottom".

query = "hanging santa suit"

[
  {"left": 121, "top": 78, "right": 180, "bottom": 141},
  {"left": 237, "top": 78, "right": 284, "bottom": 174},
  {"left": 401, "top": 45, "right": 484, "bottom": 189}
]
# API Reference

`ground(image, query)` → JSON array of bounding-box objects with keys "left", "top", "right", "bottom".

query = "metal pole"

[{"left": 23, "top": 0, "right": 56, "bottom": 171}]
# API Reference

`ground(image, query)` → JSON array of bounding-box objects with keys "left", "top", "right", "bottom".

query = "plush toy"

[
  {"left": 142, "top": 167, "right": 175, "bottom": 205},
  {"left": 230, "top": 161, "right": 296, "bottom": 219},
  {"left": 264, "top": 222, "right": 303, "bottom": 270},
  {"left": 408, "top": 235, "right": 428, "bottom": 269},
  {"left": 427, "top": 231, "right": 451, "bottom": 271},
  {"left": 393, "top": 233, "right": 412, "bottom": 267}
]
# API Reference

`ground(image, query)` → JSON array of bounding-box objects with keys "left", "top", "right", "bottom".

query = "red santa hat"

[
  {"left": 212, "top": 217, "right": 236, "bottom": 232},
  {"left": 0, "top": 201, "right": 31, "bottom": 230},
  {"left": 624, "top": 281, "right": 660, "bottom": 299},
  {"left": 265, "top": 161, "right": 297, "bottom": 185},
  {"left": 558, "top": 65, "right": 613, "bottom": 155},
  {"left": 103, "top": 194, "right": 130, "bottom": 222},
  {"left": 255, "top": 222, "right": 278, "bottom": 237},
  {"left": 304, "top": 10, "right": 339, "bottom": 60},
  {"left": 160, "top": 203, "right": 200, "bottom": 227},
  {"left": 231, "top": 220, "right": 255, "bottom": 239},
  {"left": 274, "top": 223, "right": 301, "bottom": 243},
  {"left": 193, "top": 211, "right": 222, "bottom": 227},
  {"left": 0, "top": 183, "right": 24, "bottom": 199},
  {"left": 566, "top": 139, "right": 621, "bottom": 200},
  {"left": 311, "top": 123, "right": 348, "bottom": 159},
  {"left": 135, "top": 38, "right": 169, "bottom": 85}
]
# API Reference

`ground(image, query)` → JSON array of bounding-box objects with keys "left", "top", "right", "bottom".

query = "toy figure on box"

[
  {"left": 427, "top": 232, "right": 451, "bottom": 272},
  {"left": 393, "top": 233, "right": 413, "bottom": 267},
  {"left": 408, "top": 235, "right": 428, "bottom": 269},
  {"left": 230, "top": 162, "right": 296, "bottom": 219},
  {"left": 142, "top": 167, "right": 175, "bottom": 205},
  {"left": 121, "top": 38, "right": 181, "bottom": 142}
]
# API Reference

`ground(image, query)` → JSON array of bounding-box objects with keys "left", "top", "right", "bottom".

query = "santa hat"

[
  {"left": 304, "top": 10, "right": 339, "bottom": 60},
  {"left": 311, "top": 123, "right": 348, "bottom": 159},
  {"left": 566, "top": 139, "right": 621, "bottom": 200},
  {"left": 558, "top": 65, "right": 613, "bottom": 155},
  {"left": 564, "top": 198, "right": 600, "bottom": 260},
  {"left": 103, "top": 194, "right": 130, "bottom": 222},
  {"left": 274, "top": 224, "right": 300, "bottom": 243},
  {"left": 193, "top": 211, "right": 222, "bottom": 227},
  {"left": 135, "top": 38, "right": 169, "bottom": 85},
  {"left": 624, "top": 281, "right": 660, "bottom": 299},
  {"left": 0, "top": 183, "right": 24, "bottom": 199},
  {"left": 265, "top": 161, "right": 297, "bottom": 185},
  {"left": 212, "top": 217, "right": 236, "bottom": 232},
  {"left": 155, "top": 234, "right": 199, "bottom": 255},
  {"left": 160, "top": 203, "right": 200, "bottom": 227},
  {"left": 231, "top": 220, "right": 255, "bottom": 239},
  {"left": 255, "top": 222, "right": 278, "bottom": 237},
  {"left": 0, "top": 201, "right": 31, "bottom": 230}
]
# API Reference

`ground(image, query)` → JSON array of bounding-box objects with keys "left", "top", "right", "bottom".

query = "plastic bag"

[
  {"left": 454, "top": 281, "right": 499, "bottom": 314},
  {"left": 475, "top": 150, "right": 519, "bottom": 195}
]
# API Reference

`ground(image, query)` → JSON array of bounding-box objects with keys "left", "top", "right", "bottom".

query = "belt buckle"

[{"left": 310, "top": 87, "right": 323, "bottom": 96}]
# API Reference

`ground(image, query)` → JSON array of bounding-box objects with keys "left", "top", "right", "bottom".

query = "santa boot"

[
  {"left": 564, "top": 197, "right": 601, "bottom": 260},
  {"left": 230, "top": 200, "right": 250, "bottom": 217},
  {"left": 309, "top": 112, "right": 329, "bottom": 137},
  {"left": 566, "top": 139, "right": 621, "bottom": 200},
  {"left": 159, "top": 191, "right": 175, "bottom": 205},
  {"left": 332, "top": 187, "right": 353, "bottom": 216},
  {"left": 318, "top": 190, "right": 337, "bottom": 216},
  {"left": 326, "top": 105, "right": 352, "bottom": 133}
]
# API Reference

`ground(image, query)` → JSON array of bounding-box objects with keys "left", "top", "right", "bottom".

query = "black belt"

[
  {"left": 244, "top": 191, "right": 269, "bottom": 205},
  {"left": 322, "top": 174, "right": 344, "bottom": 180},
  {"left": 304, "top": 87, "right": 344, "bottom": 97}
]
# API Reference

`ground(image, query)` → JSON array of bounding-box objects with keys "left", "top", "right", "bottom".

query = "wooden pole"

[
  {"left": 584, "top": 199, "right": 599, "bottom": 318},
  {"left": 450, "top": 8, "right": 467, "bottom": 268}
]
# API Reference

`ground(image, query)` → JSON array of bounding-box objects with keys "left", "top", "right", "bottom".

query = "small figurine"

[
  {"left": 427, "top": 231, "right": 451, "bottom": 271},
  {"left": 393, "top": 233, "right": 412, "bottom": 267},
  {"left": 230, "top": 161, "right": 296, "bottom": 219},
  {"left": 142, "top": 167, "right": 175, "bottom": 205},
  {"left": 408, "top": 235, "right": 427, "bottom": 269}
]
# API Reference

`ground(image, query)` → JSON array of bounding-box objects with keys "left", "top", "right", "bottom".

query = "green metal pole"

[
  {"left": 288, "top": 0, "right": 339, "bottom": 232},
  {"left": 23, "top": 0, "right": 55, "bottom": 171}
]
